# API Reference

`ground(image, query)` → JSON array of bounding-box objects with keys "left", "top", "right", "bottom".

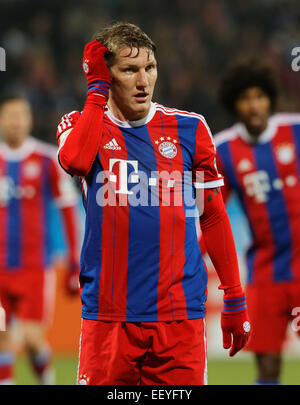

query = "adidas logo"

[{"left": 104, "top": 138, "right": 121, "bottom": 150}]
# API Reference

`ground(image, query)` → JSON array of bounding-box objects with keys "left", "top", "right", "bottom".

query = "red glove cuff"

[
  {"left": 222, "top": 285, "right": 247, "bottom": 314},
  {"left": 85, "top": 93, "right": 108, "bottom": 107}
]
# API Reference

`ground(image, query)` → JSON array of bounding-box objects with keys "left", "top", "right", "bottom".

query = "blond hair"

[{"left": 93, "top": 22, "right": 156, "bottom": 66}]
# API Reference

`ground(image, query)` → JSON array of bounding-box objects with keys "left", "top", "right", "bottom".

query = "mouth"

[
  {"left": 249, "top": 114, "right": 263, "bottom": 124},
  {"left": 134, "top": 92, "right": 149, "bottom": 102}
]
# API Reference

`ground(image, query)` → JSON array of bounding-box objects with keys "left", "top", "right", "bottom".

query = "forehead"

[
  {"left": 114, "top": 46, "right": 156, "bottom": 65},
  {"left": 239, "top": 86, "right": 267, "bottom": 97},
  {"left": 1, "top": 99, "right": 31, "bottom": 112}
]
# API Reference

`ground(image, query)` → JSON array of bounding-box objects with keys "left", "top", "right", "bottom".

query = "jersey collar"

[
  {"left": 105, "top": 102, "right": 157, "bottom": 128},
  {"left": 0, "top": 136, "right": 36, "bottom": 161}
]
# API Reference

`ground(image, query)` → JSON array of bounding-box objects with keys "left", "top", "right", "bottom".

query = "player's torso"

[
  {"left": 79, "top": 107, "right": 207, "bottom": 321},
  {"left": 82, "top": 108, "right": 199, "bottom": 228},
  {"left": 220, "top": 122, "right": 300, "bottom": 240},
  {"left": 100, "top": 109, "right": 197, "bottom": 181},
  {"left": 217, "top": 115, "right": 300, "bottom": 283},
  {"left": 0, "top": 141, "right": 54, "bottom": 271}
]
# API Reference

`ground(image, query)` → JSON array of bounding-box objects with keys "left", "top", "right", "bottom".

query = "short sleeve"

[
  {"left": 56, "top": 111, "right": 81, "bottom": 175},
  {"left": 57, "top": 111, "right": 81, "bottom": 146},
  {"left": 192, "top": 118, "right": 224, "bottom": 189}
]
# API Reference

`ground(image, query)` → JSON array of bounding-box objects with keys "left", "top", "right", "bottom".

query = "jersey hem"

[
  {"left": 81, "top": 310, "right": 205, "bottom": 322},
  {"left": 246, "top": 278, "right": 299, "bottom": 286}
]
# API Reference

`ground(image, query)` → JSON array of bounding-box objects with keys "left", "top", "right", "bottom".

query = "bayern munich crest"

[
  {"left": 83, "top": 60, "right": 89, "bottom": 74},
  {"left": 78, "top": 373, "right": 90, "bottom": 385},
  {"left": 156, "top": 137, "right": 178, "bottom": 159},
  {"left": 275, "top": 143, "right": 295, "bottom": 165},
  {"left": 243, "top": 321, "right": 251, "bottom": 333},
  {"left": 23, "top": 161, "right": 41, "bottom": 179}
]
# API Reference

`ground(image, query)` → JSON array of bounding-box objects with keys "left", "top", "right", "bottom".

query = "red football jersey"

[
  {"left": 58, "top": 102, "right": 224, "bottom": 322},
  {"left": 216, "top": 113, "right": 300, "bottom": 285},
  {"left": 0, "top": 137, "right": 77, "bottom": 272}
]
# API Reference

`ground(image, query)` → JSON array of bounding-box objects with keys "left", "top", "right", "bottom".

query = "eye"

[
  {"left": 146, "top": 64, "right": 155, "bottom": 71},
  {"left": 123, "top": 67, "right": 135, "bottom": 73}
]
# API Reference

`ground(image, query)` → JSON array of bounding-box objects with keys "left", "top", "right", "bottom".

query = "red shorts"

[
  {"left": 0, "top": 269, "right": 56, "bottom": 326},
  {"left": 77, "top": 318, "right": 207, "bottom": 385},
  {"left": 246, "top": 281, "right": 300, "bottom": 353}
]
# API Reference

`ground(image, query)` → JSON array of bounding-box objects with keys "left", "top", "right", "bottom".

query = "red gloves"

[
  {"left": 221, "top": 285, "right": 251, "bottom": 356},
  {"left": 55, "top": 41, "right": 109, "bottom": 176},
  {"left": 64, "top": 261, "right": 80, "bottom": 296},
  {"left": 82, "top": 40, "right": 111, "bottom": 100}
]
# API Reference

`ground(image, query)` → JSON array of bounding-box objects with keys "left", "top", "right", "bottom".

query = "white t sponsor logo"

[
  {"left": 109, "top": 159, "right": 139, "bottom": 195},
  {"left": 243, "top": 170, "right": 271, "bottom": 203}
]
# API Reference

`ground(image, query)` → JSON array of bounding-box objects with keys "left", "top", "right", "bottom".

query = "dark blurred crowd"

[{"left": 1, "top": 0, "right": 300, "bottom": 142}]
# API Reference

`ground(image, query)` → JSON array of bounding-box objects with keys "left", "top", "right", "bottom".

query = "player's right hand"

[
  {"left": 82, "top": 40, "right": 111, "bottom": 100},
  {"left": 64, "top": 261, "right": 80, "bottom": 297}
]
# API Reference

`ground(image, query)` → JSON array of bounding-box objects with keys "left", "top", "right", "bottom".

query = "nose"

[
  {"left": 249, "top": 97, "right": 262, "bottom": 112},
  {"left": 136, "top": 69, "right": 148, "bottom": 88}
]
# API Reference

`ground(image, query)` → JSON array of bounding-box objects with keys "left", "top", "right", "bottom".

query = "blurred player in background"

[
  {"left": 0, "top": 94, "right": 80, "bottom": 384},
  {"left": 56, "top": 22, "right": 250, "bottom": 385},
  {"left": 214, "top": 60, "right": 300, "bottom": 384}
]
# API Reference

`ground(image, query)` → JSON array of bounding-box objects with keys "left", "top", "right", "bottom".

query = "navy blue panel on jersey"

[
  {"left": 176, "top": 115, "right": 206, "bottom": 319},
  {"left": 217, "top": 142, "right": 249, "bottom": 217},
  {"left": 217, "top": 141, "right": 256, "bottom": 281},
  {"left": 121, "top": 125, "right": 160, "bottom": 321},
  {"left": 42, "top": 157, "right": 52, "bottom": 267},
  {"left": 253, "top": 143, "right": 293, "bottom": 282},
  {"left": 81, "top": 157, "right": 103, "bottom": 319},
  {"left": 291, "top": 124, "right": 300, "bottom": 175},
  {"left": 246, "top": 244, "right": 256, "bottom": 284},
  {"left": 7, "top": 161, "right": 21, "bottom": 269}
]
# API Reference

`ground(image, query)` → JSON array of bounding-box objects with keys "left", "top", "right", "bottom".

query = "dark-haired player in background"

[
  {"left": 214, "top": 60, "right": 300, "bottom": 384},
  {"left": 0, "top": 94, "right": 80, "bottom": 384}
]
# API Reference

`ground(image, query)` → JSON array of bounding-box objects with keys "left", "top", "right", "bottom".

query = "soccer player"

[
  {"left": 56, "top": 22, "right": 250, "bottom": 385},
  {"left": 0, "top": 94, "right": 80, "bottom": 384},
  {"left": 214, "top": 60, "right": 300, "bottom": 384}
]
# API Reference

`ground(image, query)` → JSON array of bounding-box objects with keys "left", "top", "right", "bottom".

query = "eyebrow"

[{"left": 121, "top": 60, "right": 156, "bottom": 66}]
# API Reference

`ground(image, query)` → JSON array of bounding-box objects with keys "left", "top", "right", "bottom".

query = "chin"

[
  {"left": 131, "top": 103, "right": 150, "bottom": 118},
  {"left": 247, "top": 122, "right": 266, "bottom": 136}
]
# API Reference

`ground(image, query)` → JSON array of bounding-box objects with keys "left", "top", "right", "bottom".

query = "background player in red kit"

[
  {"left": 56, "top": 22, "right": 250, "bottom": 385},
  {"left": 214, "top": 60, "right": 300, "bottom": 384},
  {"left": 0, "top": 94, "right": 80, "bottom": 384}
]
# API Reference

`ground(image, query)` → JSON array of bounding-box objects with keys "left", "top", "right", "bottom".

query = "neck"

[
  {"left": 244, "top": 121, "right": 268, "bottom": 141},
  {"left": 5, "top": 137, "right": 27, "bottom": 149},
  {"left": 107, "top": 99, "right": 150, "bottom": 123}
]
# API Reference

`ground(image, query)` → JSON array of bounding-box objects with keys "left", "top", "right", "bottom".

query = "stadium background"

[{"left": 1, "top": 0, "right": 300, "bottom": 384}]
